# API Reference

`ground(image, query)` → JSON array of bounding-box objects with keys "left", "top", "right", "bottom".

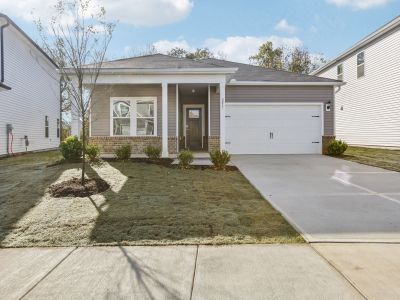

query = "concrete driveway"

[{"left": 233, "top": 155, "right": 400, "bottom": 242}]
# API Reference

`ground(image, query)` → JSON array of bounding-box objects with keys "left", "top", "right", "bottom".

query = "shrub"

[
  {"left": 327, "top": 139, "right": 348, "bottom": 156},
  {"left": 209, "top": 150, "right": 231, "bottom": 170},
  {"left": 144, "top": 145, "right": 162, "bottom": 160},
  {"left": 60, "top": 136, "right": 82, "bottom": 160},
  {"left": 177, "top": 150, "right": 193, "bottom": 168},
  {"left": 115, "top": 145, "right": 132, "bottom": 160},
  {"left": 85, "top": 144, "right": 100, "bottom": 161}
]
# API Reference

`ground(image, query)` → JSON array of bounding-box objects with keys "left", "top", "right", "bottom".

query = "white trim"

[
  {"left": 66, "top": 68, "right": 238, "bottom": 75},
  {"left": 228, "top": 80, "right": 343, "bottom": 86},
  {"left": 84, "top": 74, "right": 228, "bottom": 85},
  {"left": 312, "top": 15, "right": 400, "bottom": 75},
  {"left": 225, "top": 102, "right": 324, "bottom": 154},
  {"left": 176, "top": 84, "right": 179, "bottom": 151},
  {"left": 110, "top": 96, "right": 157, "bottom": 137},
  {"left": 183, "top": 104, "right": 205, "bottom": 149},
  {"left": 208, "top": 84, "right": 211, "bottom": 136},
  {"left": 162, "top": 82, "right": 168, "bottom": 157},
  {"left": 220, "top": 82, "right": 226, "bottom": 150},
  {"left": 225, "top": 102, "right": 326, "bottom": 106}
]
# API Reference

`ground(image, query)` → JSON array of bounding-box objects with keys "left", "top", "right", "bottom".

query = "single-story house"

[
  {"left": 0, "top": 13, "right": 60, "bottom": 156},
  {"left": 71, "top": 54, "right": 341, "bottom": 157},
  {"left": 312, "top": 15, "right": 400, "bottom": 148}
]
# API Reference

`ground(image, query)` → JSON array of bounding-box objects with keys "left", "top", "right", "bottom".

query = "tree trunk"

[{"left": 81, "top": 117, "right": 86, "bottom": 185}]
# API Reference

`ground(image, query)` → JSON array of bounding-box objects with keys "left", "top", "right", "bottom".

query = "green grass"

[
  {"left": 340, "top": 146, "right": 400, "bottom": 172},
  {"left": 0, "top": 152, "right": 303, "bottom": 247}
]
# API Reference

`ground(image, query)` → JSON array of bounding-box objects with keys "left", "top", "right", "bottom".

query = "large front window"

[{"left": 111, "top": 97, "right": 157, "bottom": 136}]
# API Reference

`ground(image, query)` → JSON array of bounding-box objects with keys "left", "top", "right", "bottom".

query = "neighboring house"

[
  {"left": 0, "top": 13, "right": 60, "bottom": 156},
  {"left": 70, "top": 54, "right": 341, "bottom": 157},
  {"left": 312, "top": 16, "right": 400, "bottom": 148}
]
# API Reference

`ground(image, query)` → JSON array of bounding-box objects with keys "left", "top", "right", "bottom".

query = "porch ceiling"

[{"left": 179, "top": 84, "right": 209, "bottom": 97}]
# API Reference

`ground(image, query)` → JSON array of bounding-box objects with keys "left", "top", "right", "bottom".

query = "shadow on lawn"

[
  {"left": 0, "top": 152, "right": 67, "bottom": 245},
  {"left": 88, "top": 161, "right": 301, "bottom": 245}
]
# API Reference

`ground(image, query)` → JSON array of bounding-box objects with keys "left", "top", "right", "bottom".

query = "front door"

[{"left": 186, "top": 108, "right": 202, "bottom": 150}]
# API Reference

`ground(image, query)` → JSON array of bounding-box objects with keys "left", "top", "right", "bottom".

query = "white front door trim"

[{"left": 183, "top": 104, "right": 205, "bottom": 149}]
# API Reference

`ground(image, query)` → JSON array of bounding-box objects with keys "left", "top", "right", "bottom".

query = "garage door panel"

[{"left": 225, "top": 104, "right": 322, "bottom": 154}]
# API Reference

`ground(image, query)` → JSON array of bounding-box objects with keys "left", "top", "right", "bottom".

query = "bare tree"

[{"left": 36, "top": 0, "right": 115, "bottom": 184}]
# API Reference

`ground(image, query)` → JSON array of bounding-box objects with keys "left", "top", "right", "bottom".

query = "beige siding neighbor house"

[
  {"left": 313, "top": 15, "right": 400, "bottom": 148},
  {"left": 71, "top": 54, "right": 341, "bottom": 157}
]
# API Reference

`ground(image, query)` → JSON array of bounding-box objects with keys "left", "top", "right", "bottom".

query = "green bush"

[
  {"left": 60, "top": 136, "right": 82, "bottom": 160},
  {"left": 209, "top": 150, "right": 231, "bottom": 170},
  {"left": 115, "top": 145, "right": 132, "bottom": 161},
  {"left": 327, "top": 139, "right": 348, "bottom": 156},
  {"left": 85, "top": 144, "right": 100, "bottom": 161},
  {"left": 144, "top": 145, "right": 161, "bottom": 160},
  {"left": 177, "top": 150, "right": 193, "bottom": 168}
]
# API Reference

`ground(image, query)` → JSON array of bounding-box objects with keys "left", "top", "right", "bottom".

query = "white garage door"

[{"left": 225, "top": 103, "right": 323, "bottom": 154}]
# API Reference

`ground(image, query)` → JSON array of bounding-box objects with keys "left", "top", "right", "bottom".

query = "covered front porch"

[{"left": 76, "top": 73, "right": 231, "bottom": 157}]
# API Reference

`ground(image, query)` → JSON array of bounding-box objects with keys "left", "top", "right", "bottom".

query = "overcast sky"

[{"left": 1, "top": 0, "right": 399, "bottom": 62}]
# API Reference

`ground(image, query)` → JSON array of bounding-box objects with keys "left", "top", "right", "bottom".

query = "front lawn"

[
  {"left": 0, "top": 152, "right": 303, "bottom": 247},
  {"left": 341, "top": 146, "right": 400, "bottom": 172}
]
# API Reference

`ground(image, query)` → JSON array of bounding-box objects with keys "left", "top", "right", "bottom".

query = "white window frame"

[
  {"left": 337, "top": 63, "right": 343, "bottom": 81},
  {"left": 357, "top": 51, "right": 365, "bottom": 79},
  {"left": 110, "top": 97, "right": 157, "bottom": 137}
]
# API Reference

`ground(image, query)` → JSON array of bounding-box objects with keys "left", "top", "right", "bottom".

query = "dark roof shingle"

[
  {"left": 202, "top": 58, "right": 340, "bottom": 83},
  {"left": 98, "top": 54, "right": 339, "bottom": 83}
]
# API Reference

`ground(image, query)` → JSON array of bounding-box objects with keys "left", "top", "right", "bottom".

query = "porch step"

[{"left": 172, "top": 158, "right": 213, "bottom": 166}]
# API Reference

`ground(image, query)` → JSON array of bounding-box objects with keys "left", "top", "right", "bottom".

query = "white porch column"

[
  {"left": 219, "top": 81, "right": 226, "bottom": 150},
  {"left": 162, "top": 81, "right": 169, "bottom": 157},
  {"left": 71, "top": 104, "right": 81, "bottom": 138}
]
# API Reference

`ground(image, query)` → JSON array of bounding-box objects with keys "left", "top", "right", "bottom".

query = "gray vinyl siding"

[
  {"left": 91, "top": 84, "right": 162, "bottom": 136},
  {"left": 168, "top": 84, "right": 176, "bottom": 136},
  {"left": 210, "top": 86, "right": 220, "bottom": 135},
  {"left": 226, "top": 86, "right": 334, "bottom": 136}
]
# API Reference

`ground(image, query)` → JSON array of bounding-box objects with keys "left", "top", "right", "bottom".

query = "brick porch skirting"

[
  {"left": 322, "top": 135, "right": 336, "bottom": 154},
  {"left": 89, "top": 136, "right": 178, "bottom": 155},
  {"left": 208, "top": 136, "right": 220, "bottom": 152}
]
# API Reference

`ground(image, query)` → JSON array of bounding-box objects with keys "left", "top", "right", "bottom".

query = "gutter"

[
  {"left": 62, "top": 67, "right": 239, "bottom": 76},
  {"left": 0, "top": 17, "right": 11, "bottom": 90},
  {"left": 228, "top": 80, "right": 344, "bottom": 86}
]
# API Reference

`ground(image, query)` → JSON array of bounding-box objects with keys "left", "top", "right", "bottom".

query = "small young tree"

[{"left": 36, "top": 0, "right": 115, "bottom": 184}]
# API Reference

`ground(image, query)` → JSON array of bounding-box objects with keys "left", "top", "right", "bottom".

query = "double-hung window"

[
  {"left": 357, "top": 51, "right": 365, "bottom": 78},
  {"left": 57, "top": 118, "right": 60, "bottom": 138},
  {"left": 337, "top": 64, "right": 343, "bottom": 81},
  {"left": 45, "top": 116, "right": 49, "bottom": 138},
  {"left": 111, "top": 97, "right": 157, "bottom": 136}
]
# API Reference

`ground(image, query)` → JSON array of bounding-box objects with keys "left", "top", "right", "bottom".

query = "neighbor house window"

[
  {"left": 357, "top": 51, "right": 365, "bottom": 78},
  {"left": 57, "top": 118, "right": 60, "bottom": 138},
  {"left": 111, "top": 97, "right": 157, "bottom": 136},
  {"left": 45, "top": 116, "right": 49, "bottom": 138},
  {"left": 337, "top": 64, "right": 343, "bottom": 81}
]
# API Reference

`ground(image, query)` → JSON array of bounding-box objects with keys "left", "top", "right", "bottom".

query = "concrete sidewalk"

[{"left": 0, "top": 245, "right": 362, "bottom": 300}]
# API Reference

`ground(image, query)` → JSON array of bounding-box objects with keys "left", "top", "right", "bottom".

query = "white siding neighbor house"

[
  {"left": 313, "top": 16, "right": 400, "bottom": 148},
  {"left": 0, "top": 13, "right": 60, "bottom": 156}
]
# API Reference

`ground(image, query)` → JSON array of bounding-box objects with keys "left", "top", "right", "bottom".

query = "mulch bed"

[
  {"left": 49, "top": 177, "right": 110, "bottom": 198},
  {"left": 103, "top": 157, "right": 238, "bottom": 171}
]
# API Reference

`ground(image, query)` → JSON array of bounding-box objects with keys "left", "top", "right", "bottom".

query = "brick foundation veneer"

[
  {"left": 322, "top": 135, "right": 336, "bottom": 155},
  {"left": 89, "top": 136, "right": 178, "bottom": 155},
  {"left": 208, "top": 136, "right": 220, "bottom": 152}
]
